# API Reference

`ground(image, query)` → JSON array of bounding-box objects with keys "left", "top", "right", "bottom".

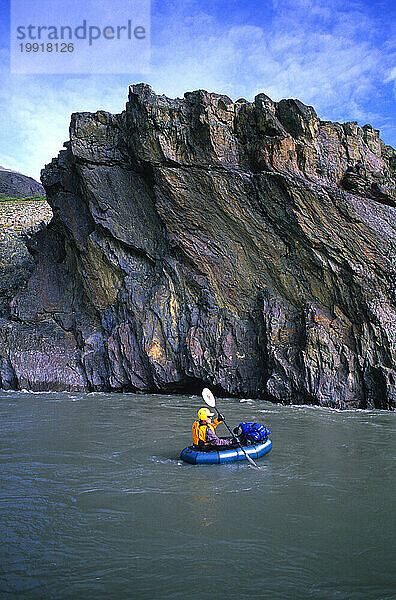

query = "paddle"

[{"left": 202, "top": 388, "right": 260, "bottom": 469}]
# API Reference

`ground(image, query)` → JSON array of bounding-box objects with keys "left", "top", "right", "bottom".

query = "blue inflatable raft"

[{"left": 180, "top": 438, "right": 272, "bottom": 465}]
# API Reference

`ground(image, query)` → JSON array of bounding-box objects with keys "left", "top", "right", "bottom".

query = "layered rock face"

[{"left": 1, "top": 84, "right": 395, "bottom": 408}]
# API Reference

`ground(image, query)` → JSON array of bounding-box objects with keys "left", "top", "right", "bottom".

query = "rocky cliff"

[{"left": 0, "top": 84, "right": 395, "bottom": 408}]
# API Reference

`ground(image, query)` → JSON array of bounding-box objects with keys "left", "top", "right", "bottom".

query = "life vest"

[
  {"left": 234, "top": 422, "right": 271, "bottom": 443},
  {"left": 192, "top": 419, "right": 217, "bottom": 447}
]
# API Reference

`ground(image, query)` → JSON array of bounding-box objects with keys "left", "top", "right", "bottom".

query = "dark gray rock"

[{"left": 0, "top": 84, "right": 395, "bottom": 408}]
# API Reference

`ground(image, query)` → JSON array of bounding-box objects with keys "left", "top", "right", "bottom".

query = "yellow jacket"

[{"left": 192, "top": 417, "right": 221, "bottom": 447}]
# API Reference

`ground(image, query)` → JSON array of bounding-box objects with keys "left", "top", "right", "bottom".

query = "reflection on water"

[{"left": 0, "top": 391, "right": 395, "bottom": 600}]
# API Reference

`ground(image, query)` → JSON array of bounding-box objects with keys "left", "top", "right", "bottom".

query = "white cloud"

[
  {"left": 385, "top": 65, "right": 396, "bottom": 82},
  {"left": 148, "top": 0, "right": 395, "bottom": 141},
  {"left": 0, "top": 74, "right": 130, "bottom": 179}
]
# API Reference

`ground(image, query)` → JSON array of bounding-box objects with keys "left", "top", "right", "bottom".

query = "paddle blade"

[{"left": 202, "top": 387, "right": 216, "bottom": 407}]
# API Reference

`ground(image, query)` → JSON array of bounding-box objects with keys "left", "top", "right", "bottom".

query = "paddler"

[{"left": 192, "top": 407, "right": 234, "bottom": 448}]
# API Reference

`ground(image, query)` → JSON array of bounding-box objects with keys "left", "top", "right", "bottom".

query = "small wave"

[
  {"left": 1, "top": 389, "right": 67, "bottom": 396},
  {"left": 150, "top": 456, "right": 183, "bottom": 465}
]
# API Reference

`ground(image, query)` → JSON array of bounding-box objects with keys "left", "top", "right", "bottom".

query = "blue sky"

[{"left": 0, "top": 0, "right": 395, "bottom": 180}]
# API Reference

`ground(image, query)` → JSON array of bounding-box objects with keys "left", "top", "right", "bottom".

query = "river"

[{"left": 0, "top": 391, "right": 395, "bottom": 600}]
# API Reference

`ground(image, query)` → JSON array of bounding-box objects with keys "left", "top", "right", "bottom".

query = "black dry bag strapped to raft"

[{"left": 233, "top": 422, "right": 271, "bottom": 444}]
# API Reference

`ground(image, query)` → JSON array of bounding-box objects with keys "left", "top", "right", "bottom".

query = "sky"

[{"left": 0, "top": 0, "right": 395, "bottom": 180}]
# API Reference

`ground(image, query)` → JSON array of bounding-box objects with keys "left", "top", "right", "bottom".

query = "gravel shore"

[{"left": 0, "top": 198, "right": 53, "bottom": 315}]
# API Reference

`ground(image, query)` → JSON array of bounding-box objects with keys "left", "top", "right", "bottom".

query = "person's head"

[{"left": 197, "top": 407, "right": 214, "bottom": 422}]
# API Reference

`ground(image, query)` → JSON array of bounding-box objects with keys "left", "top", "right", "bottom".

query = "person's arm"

[{"left": 205, "top": 426, "right": 233, "bottom": 446}]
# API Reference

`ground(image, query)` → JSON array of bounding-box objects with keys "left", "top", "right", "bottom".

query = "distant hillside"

[{"left": 0, "top": 167, "right": 44, "bottom": 198}]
